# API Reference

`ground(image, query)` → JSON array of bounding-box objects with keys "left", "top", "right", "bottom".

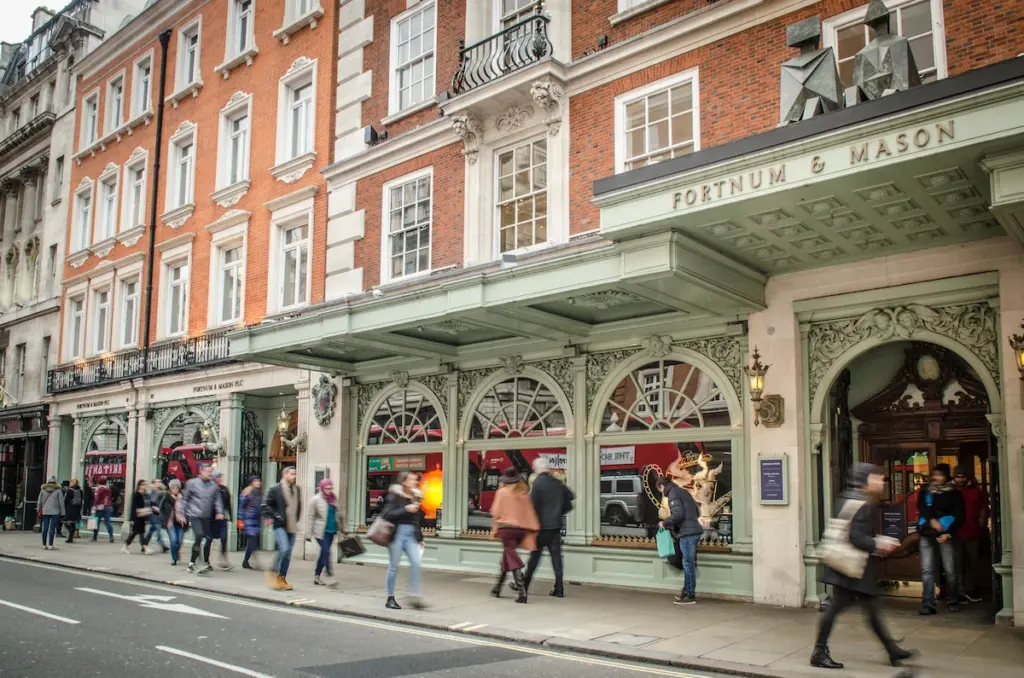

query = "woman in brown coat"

[{"left": 490, "top": 467, "right": 540, "bottom": 603}]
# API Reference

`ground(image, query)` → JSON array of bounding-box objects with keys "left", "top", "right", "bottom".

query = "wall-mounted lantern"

[
  {"left": 745, "top": 347, "right": 785, "bottom": 427},
  {"left": 278, "top": 407, "right": 307, "bottom": 454},
  {"left": 1009, "top": 322, "right": 1024, "bottom": 408}
]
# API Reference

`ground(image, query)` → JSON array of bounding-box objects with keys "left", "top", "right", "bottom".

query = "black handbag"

[{"left": 337, "top": 535, "right": 365, "bottom": 561}]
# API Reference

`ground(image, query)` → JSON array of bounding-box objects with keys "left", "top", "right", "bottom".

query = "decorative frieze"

[{"left": 451, "top": 113, "right": 483, "bottom": 164}]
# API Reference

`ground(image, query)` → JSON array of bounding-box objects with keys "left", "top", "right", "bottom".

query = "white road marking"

[
  {"left": 463, "top": 623, "right": 488, "bottom": 631},
  {"left": 155, "top": 646, "right": 274, "bottom": 678},
  {"left": 0, "top": 599, "right": 80, "bottom": 624},
  {"left": 449, "top": 621, "right": 472, "bottom": 629},
  {"left": 3, "top": 558, "right": 701, "bottom": 677},
  {"left": 75, "top": 587, "right": 228, "bottom": 619}
]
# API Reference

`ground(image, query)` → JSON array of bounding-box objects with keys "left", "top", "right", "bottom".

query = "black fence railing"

[
  {"left": 450, "top": 9, "right": 552, "bottom": 96},
  {"left": 46, "top": 329, "right": 235, "bottom": 394}
]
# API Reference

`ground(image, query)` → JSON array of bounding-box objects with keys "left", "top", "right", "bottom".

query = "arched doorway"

[{"left": 819, "top": 340, "right": 1001, "bottom": 608}]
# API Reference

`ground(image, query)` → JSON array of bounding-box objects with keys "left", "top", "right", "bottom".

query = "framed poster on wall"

[{"left": 758, "top": 455, "right": 789, "bottom": 505}]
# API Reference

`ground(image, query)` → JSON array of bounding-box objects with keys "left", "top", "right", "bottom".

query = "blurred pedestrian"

[
  {"left": 37, "top": 476, "right": 65, "bottom": 550},
  {"left": 56, "top": 481, "right": 70, "bottom": 538},
  {"left": 659, "top": 472, "right": 703, "bottom": 606},
  {"left": 490, "top": 468, "right": 539, "bottom": 604},
  {"left": 204, "top": 470, "right": 233, "bottom": 570},
  {"left": 63, "top": 479, "right": 83, "bottom": 544},
  {"left": 918, "top": 463, "right": 964, "bottom": 614},
  {"left": 310, "top": 478, "right": 342, "bottom": 586},
  {"left": 953, "top": 466, "right": 987, "bottom": 604},
  {"left": 239, "top": 476, "right": 263, "bottom": 569},
  {"left": 145, "top": 479, "right": 170, "bottom": 553},
  {"left": 123, "top": 480, "right": 153, "bottom": 554},
  {"left": 381, "top": 471, "right": 424, "bottom": 610},
  {"left": 522, "top": 457, "right": 572, "bottom": 598},
  {"left": 166, "top": 479, "right": 188, "bottom": 566},
  {"left": 262, "top": 466, "right": 301, "bottom": 590},
  {"left": 182, "top": 464, "right": 224, "bottom": 575},
  {"left": 812, "top": 463, "right": 915, "bottom": 669},
  {"left": 90, "top": 476, "right": 114, "bottom": 543}
]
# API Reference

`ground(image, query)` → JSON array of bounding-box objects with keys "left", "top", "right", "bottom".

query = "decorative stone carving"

[
  {"left": 152, "top": 402, "right": 221, "bottom": 443},
  {"left": 225, "top": 91, "right": 249, "bottom": 108},
  {"left": 356, "top": 380, "right": 389, "bottom": 428},
  {"left": 286, "top": 56, "right": 313, "bottom": 76},
  {"left": 451, "top": 113, "right": 483, "bottom": 164},
  {"left": 75, "top": 176, "right": 92, "bottom": 191},
  {"left": 4, "top": 247, "right": 18, "bottom": 270},
  {"left": 436, "top": 320, "right": 472, "bottom": 335},
  {"left": 418, "top": 374, "right": 450, "bottom": 414},
  {"left": 129, "top": 146, "right": 147, "bottom": 162},
  {"left": 586, "top": 348, "right": 642, "bottom": 410},
  {"left": 102, "top": 162, "right": 118, "bottom": 175},
  {"left": 500, "top": 355, "right": 525, "bottom": 374},
  {"left": 172, "top": 120, "right": 196, "bottom": 137},
  {"left": 91, "top": 238, "right": 115, "bottom": 258},
  {"left": 566, "top": 290, "right": 640, "bottom": 309},
  {"left": 531, "top": 357, "right": 575, "bottom": 406},
  {"left": 311, "top": 374, "right": 338, "bottom": 426},
  {"left": 852, "top": 0, "right": 921, "bottom": 101},
  {"left": 457, "top": 369, "right": 490, "bottom": 413},
  {"left": 642, "top": 335, "right": 672, "bottom": 358},
  {"left": 807, "top": 302, "right": 1000, "bottom": 405},
  {"left": 677, "top": 336, "right": 744, "bottom": 398},
  {"left": 779, "top": 17, "right": 842, "bottom": 125},
  {"left": 985, "top": 413, "right": 1004, "bottom": 440},
  {"left": 495, "top": 104, "right": 534, "bottom": 133},
  {"left": 530, "top": 79, "right": 564, "bottom": 135},
  {"left": 391, "top": 371, "right": 410, "bottom": 388}
]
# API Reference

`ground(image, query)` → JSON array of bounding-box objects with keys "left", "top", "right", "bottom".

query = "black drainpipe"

[{"left": 129, "top": 29, "right": 172, "bottom": 495}]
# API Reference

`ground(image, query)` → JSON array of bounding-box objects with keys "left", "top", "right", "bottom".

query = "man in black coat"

[
  {"left": 917, "top": 463, "right": 964, "bottom": 614},
  {"left": 659, "top": 473, "right": 704, "bottom": 605},
  {"left": 521, "top": 457, "right": 573, "bottom": 598},
  {"left": 812, "top": 463, "right": 915, "bottom": 670}
]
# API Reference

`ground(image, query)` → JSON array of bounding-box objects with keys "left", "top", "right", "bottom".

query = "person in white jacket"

[{"left": 309, "top": 478, "right": 343, "bottom": 587}]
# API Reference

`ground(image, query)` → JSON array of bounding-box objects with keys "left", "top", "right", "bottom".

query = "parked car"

[{"left": 600, "top": 475, "right": 643, "bottom": 527}]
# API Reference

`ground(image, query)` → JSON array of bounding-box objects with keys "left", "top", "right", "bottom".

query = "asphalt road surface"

[{"left": 0, "top": 558, "right": 718, "bottom": 678}]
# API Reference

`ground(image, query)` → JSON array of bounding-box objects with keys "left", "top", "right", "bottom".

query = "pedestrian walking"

[
  {"left": 63, "top": 479, "right": 84, "bottom": 544},
  {"left": 521, "top": 457, "right": 572, "bottom": 599},
  {"left": 953, "top": 466, "right": 988, "bottom": 603},
  {"left": 489, "top": 468, "right": 540, "bottom": 604},
  {"left": 310, "top": 478, "right": 342, "bottom": 587},
  {"left": 123, "top": 480, "right": 153, "bottom": 554},
  {"left": 238, "top": 476, "right": 263, "bottom": 570},
  {"left": 381, "top": 471, "right": 424, "bottom": 610},
  {"left": 166, "top": 479, "right": 188, "bottom": 566},
  {"left": 262, "top": 466, "right": 301, "bottom": 591},
  {"left": 203, "top": 471, "right": 233, "bottom": 570},
  {"left": 83, "top": 477, "right": 94, "bottom": 519},
  {"left": 37, "top": 476, "right": 65, "bottom": 550},
  {"left": 90, "top": 476, "right": 114, "bottom": 543},
  {"left": 182, "top": 464, "right": 225, "bottom": 574},
  {"left": 144, "top": 480, "right": 170, "bottom": 553},
  {"left": 811, "top": 463, "right": 916, "bottom": 669},
  {"left": 658, "top": 472, "right": 703, "bottom": 606},
  {"left": 56, "top": 481, "right": 70, "bottom": 538},
  {"left": 918, "top": 463, "right": 964, "bottom": 614}
]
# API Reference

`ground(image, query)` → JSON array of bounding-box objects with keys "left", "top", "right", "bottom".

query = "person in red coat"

[{"left": 954, "top": 466, "right": 989, "bottom": 603}]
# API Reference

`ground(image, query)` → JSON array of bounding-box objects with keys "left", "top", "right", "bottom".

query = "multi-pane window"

[
  {"left": 134, "top": 57, "right": 152, "bottom": 115},
  {"left": 167, "top": 262, "right": 189, "bottom": 336},
  {"left": 29, "top": 95, "right": 40, "bottom": 118},
  {"left": 69, "top": 297, "right": 85, "bottom": 358},
  {"left": 174, "top": 139, "right": 195, "bottom": 207},
  {"left": 126, "top": 165, "right": 146, "bottom": 229},
  {"left": 99, "top": 177, "right": 117, "bottom": 240},
  {"left": 833, "top": 0, "right": 938, "bottom": 87},
  {"left": 74, "top": 189, "right": 92, "bottom": 251},
  {"left": 294, "top": 0, "right": 313, "bottom": 18},
  {"left": 280, "top": 223, "right": 309, "bottom": 308},
  {"left": 107, "top": 77, "right": 124, "bottom": 132},
  {"left": 387, "top": 174, "right": 431, "bottom": 279},
  {"left": 83, "top": 95, "right": 98, "bottom": 144},
  {"left": 220, "top": 246, "right": 243, "bottom": 324},
  {"left": 620, "top": 77, "right": 696, "bottom": 171},
  {"left": 182, "top": 26, "right": 200, "bottom": 85},
  {"left": 10, "top": 108, "right": 20, "bottom": 133},
  {"left": 93, "top": 290, "right": 110, "bottom": 354},
  {"left": 500, "top": 0, "right": 539, "bottom": 28},
  {"left": 235, "top": 0, "right": 253, "bottom": 54},
  {"left": 393, "top": 4, "right": 435, "bottom": 111},
  {"left": 228, "top": 114, "right": 249, "bottom": 184},
  {"left": 496, "top": 139, "right": 547, "bottom": 253},
  {"left": 121, "top": 279, "right": 139, "bottom": 346},
  {"left": 14, "top": 344, "right": 26, "bottom": 400},
  {"left": 288, "top": 83, "right": 313, "bottom": 158}
]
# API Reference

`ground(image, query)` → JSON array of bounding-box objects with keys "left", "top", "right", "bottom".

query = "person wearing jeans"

[
  {"left": 166, "top": 479, "right": 188, "bottom": 565},
  {"left": 37, "top": 476, "right": 66, "bottom": 550},
  {"left": 917, "top": 464, "right": 965, "bottom": 614},
  {"left": 238, "top": 476, "right": 263, "bottom": 570},
  {"left": 310, "top": 478, "right": 342, "bottom": 586},
  {"left": 182, "top": 464, "right": 225, "bottom": 575},
  {"left": 659, "top": 473, "right": 704, "bottom": 605},
  {"left": 262, "top": 466, "right": 302, "bottom": 591},
  {"left": 90, "top": 477, "right": 114, "bottom": 542},
  {"left": 381, "top": 471, "right": 424, "bottom": 610}
]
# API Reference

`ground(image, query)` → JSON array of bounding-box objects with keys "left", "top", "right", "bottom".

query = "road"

[{"left": 0, "top": 558, "right": 719, "bottom": 678}]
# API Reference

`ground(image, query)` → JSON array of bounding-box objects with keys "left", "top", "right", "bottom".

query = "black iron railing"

[
  {"left": 450, "top": 9, "right": 552, "bottom": 96},
  {"left": 46, "top": 328, "right": 235, "bottom": 394}
]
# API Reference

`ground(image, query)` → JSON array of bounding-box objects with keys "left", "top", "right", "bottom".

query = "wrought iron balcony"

[
  {"left": 450, "top": 9, "right": 552, "bottom": 96},
  {"left": 46, "top": 329, "right": 236, "bottom": 395}
]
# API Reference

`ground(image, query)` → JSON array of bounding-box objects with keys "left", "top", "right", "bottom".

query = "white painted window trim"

[
  {"left": 217, "top": 0, "right": 259, "bottom": 78},
  {"left": 492, "top": 134, "right": 551, "bottom": 259},
  {"left": 273, "top": 0, "right": 324, "bottom": 44},
  {"left": 613, "top": 66, "right": 700, "bottom": 175},
  {"left": 822, "top": 0, "right": 947, "bottom": 82},
  {"left": 164, "top": 122, "right": 197, "bottom": 216},
  {"left": 80, "top": 88, "right": 100, "bottom": 149},
  {"left": 120, "top": 149, "right": 148, "bottom": 234},
  {"left": 158, "top": 241, "right": 193, "bottom": 340},
  {"left": 95, "top": 164, "right": 121, "bottom": 246},
  {"left": 104, "top": 69, "right": 127, "bottom": 136},
  {"left": 207, "top": 223, "right": 247, "bottom": 329},
  {"left": 113, "top": 263, "right": 143, "bottom": 350},
  {"left": 266, "top": 197, "right": 315, "bottom": 316},
  {"left": 131, "top": 50, "right": 155, "bottom": 118},
  {"left": 215, "top": 92, "right": 253, "bottom": 197},
  {"left": 72, "top": 178, "right": 95, "bottom": 253},
  {"left": 64, "top": 285, "right": 87, "bottom": 361},
  {"left": 611, "top": 0, "right": 675, "bottom": 26},
  {"left": 173, "top": 16, "right": 204, "bottom": 96},
  {"left": 380, "top": 166, "right": 433, "bottom": 285},
  {"left": 272, "top": 58, "right": 318, "bottom": 182},
  {"left": 388, "top": 1, "right": 437, "bottom": 116},
  {"left": 89, "top": 283, "right": 113, "bottom": 356}
]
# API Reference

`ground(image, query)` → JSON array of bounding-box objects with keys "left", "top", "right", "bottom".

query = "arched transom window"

[
  {"left": 470, "top": 376, "right": 566, "bottom": 439},
  {"left": 367, "top": 388, "right": 442, "bottom": 445},
  {"left": 602, "top": 359, "right": 730, "bottom": 432}
]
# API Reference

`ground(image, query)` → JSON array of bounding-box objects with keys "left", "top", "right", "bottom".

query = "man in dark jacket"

[
  {"left": 918, "top": 463, "right": 964, "bottom": 614},
  {"left": 182, "top": 464, "right": 224, "bottom": 575},
  {"left": 262, "top": 466, "right": 302, "bottom": 591},
  {"left": 62, "top": 479, "right": 83, "bottom": 543},
  {"left": 659, "top": 472, "right": 704, "bottom": 605},
  {"left": 812, "top": 463, "right": 914, "bottom": 669},
  {"left": 953, "top": 466, "right": 988, "bottom": 603},
  {"left": 522, "top": 457, "right": 574, "bottom": 598},
  {"left": 204, "top": 471, "right": 233, "bottom": 570}
]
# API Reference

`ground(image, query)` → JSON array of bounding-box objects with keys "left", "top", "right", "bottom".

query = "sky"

[{"left": 1, "top": 1, "right": 54, "bottom": 45}]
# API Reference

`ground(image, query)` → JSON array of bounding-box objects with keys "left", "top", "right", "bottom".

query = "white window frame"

[
  {"left": 388, "top": 2, "right": 437, "bottom": 115},
  {"left": 72, "top": 179, "right": 94, "bottom": 252},
  {"left": 166, "top": 123, "right": 197, "bottom": 211},
  {"left": 380, "top": 166, "right": 433, "bottom": 284},
  {"left": 90, "top": 286, "right": 112, "bottom": 355},
  {"left": 266, "top": 193, "right": 315, "bottom": 316},
  {"left": 206, "top": 212, "right": 250, "bottom": 328},
  {"left": 613, "top": 67, "right": 700, "bottom": 174},
  {"left": 131, "top": 51, "right": 154, "bottom": 117},
  {"left": 64, "top": 288, "right": 87, "bottom": 360},
  {"left": 278, "top": 218, "right": 311, "bottom": 311},
  {"left": 96, "top": 166, "right": 119, "bottom": 243},
  {"left": 113, "top": 264, "right": 142, "bottom": 350},
  {"left": 228, "top": 0, "right": 256, "bottom": 58},
  {"left": 823, "top": 0, "right": 947, "bottom": 86},
  {"left": 496, "top": 0, "right": 541, "bottom": 30},
  {"left": 216, "top": 93, "right": 253, "bottom": 190},
  {"left": 158, "top": 240, "right": 193, "bottom": 340},
  {"left": 176, "top": 18, "right": 203, "bottom": 91},
  {"left": 105, "top": 71, "right": 126, "bottom": 134},
  {"left": 217, "top": 240, "right": 245, "bottom": 326},
  {"left": 493, "top": 136, "right": 550, "bottom": 257},
  {"left": 80, "top": 89, "right": 99, "bottom": 147},
  {"left": 121, "top": 150, "right": 148, "bottom": 232},
  {"left": 273, "top": 58, "right": 318, "bottom": 179}
]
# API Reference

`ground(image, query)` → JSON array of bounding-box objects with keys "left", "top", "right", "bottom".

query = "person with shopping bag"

[
  {"left": 811, "top": 462, "right": 916, "bottom": 669},
  {"left": 659, "top": 472, "right": 703, "bottom": 605}
]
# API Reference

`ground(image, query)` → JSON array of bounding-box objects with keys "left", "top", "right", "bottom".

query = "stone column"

[
  {"left": 1, "top": 179, "right": 19, "bottom": 236},
  {"left": 19, "top": 168, "right": 38, "bottom": 234},
  {"left": 345, "top": 382, "right": 363, "bottom": 533},
  {"left": 294, "top": 377, "right": 312, "bottom": 557},
  {"left": 70, "top": 414, "right": 83, "bottom": 480},
  {"left": 46, "top": 414, "right": 63, "bottom": 481},
  {"left": 219, "top": 393, "right": 244, "bottom": 550},
  {"left": 440, "top": 371, "right": 461, "bottom": 538},
  {"left": 565, "top": 355, "right": 587, "bottom": 546}
]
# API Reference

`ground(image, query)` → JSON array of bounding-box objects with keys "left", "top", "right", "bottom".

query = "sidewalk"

[{"left": 1, "top": 532, "right": 1021, "bottom": 678}]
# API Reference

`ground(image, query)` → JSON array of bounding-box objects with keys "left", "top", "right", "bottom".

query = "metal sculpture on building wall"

[
  {"left": 850, "top": 0, "right": 922, "bottom": 102},
  {"left": 778, "top": 17, "right": 843, "bottom": 125}
]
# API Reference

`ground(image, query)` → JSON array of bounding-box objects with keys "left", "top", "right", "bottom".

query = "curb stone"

[{"left": 0, "top": 549, "right": 788, "bottom": 678}]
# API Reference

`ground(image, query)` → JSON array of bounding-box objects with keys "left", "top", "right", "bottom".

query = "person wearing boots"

[
  {"left": 309, "top": 478, "right": 342, "bottom": 587},
  {"left": 262, "top": 466, "right": 301, "bottom": 591},
  {"left": 90, "top": 476, "right": 114, "bottom": 543},
  {"left": 659, "top": 471, "right": 703, "bottom": 605},
  {"left": 490, "top": 468, "right": 540, "bottom": 604},
  {"left": 381, "top": 471, "right": 425, "bottom": 610},
  {"left": 63, "top": 479, "right": 83, "bottom": 543},
  {"left": 123, "top": 480, "right": 153, "bottom": 555},
  {"left": 37, "top": 476, "right": 65, "bottom": 550},
  {"left": 238, "top": 476, "right": 263, "bottom": 570},
  {"left": 183, "top": 464, "right": 225, "bottom": 574},
  {"left": 918, "top": 463, "right": 965, "bottom": 614},
  {"left": 811, "top": 463, "right": 915, "bottom": 670},
  {"left": 204, "top": 471, "right": 233, "bottom": 570},
  {"left": 144, "top": 480, "right": 170, "bottom": 553},
  {"left": 522, "top": 457, "right": 573, "bottom": 598}
]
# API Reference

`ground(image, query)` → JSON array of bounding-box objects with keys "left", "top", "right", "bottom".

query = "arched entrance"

[
  {"left": 152, "top": 404, "right": 222, "bottom": 484},
  {"left": 815, "top": 339, "right": 1002, "bottom": 611}
]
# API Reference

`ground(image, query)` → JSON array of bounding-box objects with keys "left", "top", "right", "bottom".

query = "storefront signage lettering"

[
  {"left": 76, "top": 399, "right": 110, "bottom": 410},
  {"left": 758, "top": 455, "right": 788, "bottom": 505},
  {"left": 539, "top": 452, "right": 567, "bottom": 470},
  {"left": 85, "top": 463, "right": 125, "bottom": 478},
  {"left": 367, "top": 456, "right": 426, "bottom": 473},
  {"left": 600, "top": 446, "right": 635, "bottom": 466},
  {"left": 192, "top": 380, "right": 244, "bottom": 394},
  {"left": 668, "top": 119, "right": 956, "bottom": 211}
]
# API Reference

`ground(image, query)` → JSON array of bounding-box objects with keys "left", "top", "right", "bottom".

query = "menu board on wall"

[
  {"left": 758, "top": 456, "right": 788, "bottom": 505},
  {"left": 880, "top": 504, "right": 906, "bottom": 541}
]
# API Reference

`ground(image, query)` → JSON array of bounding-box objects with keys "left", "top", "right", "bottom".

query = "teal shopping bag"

[{"left": 656, "top": 528, "right": 675, "bottom": 559}]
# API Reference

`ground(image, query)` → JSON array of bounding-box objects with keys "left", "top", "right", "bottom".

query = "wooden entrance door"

[{"left": 868, "top": 442, "right": 935, "bottom": 582}]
